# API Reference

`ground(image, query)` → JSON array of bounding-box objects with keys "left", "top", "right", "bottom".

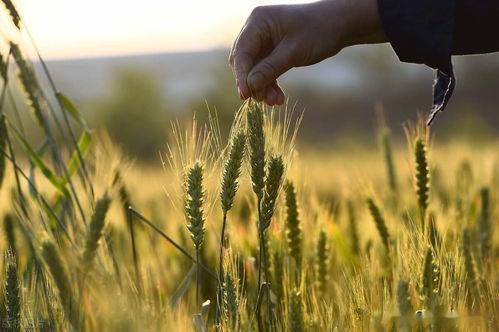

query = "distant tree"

[{"left": 92, "top": 68, "right": 169, "bottom": 160}]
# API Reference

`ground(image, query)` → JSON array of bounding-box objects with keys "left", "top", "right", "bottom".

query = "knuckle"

[{"left": 260, "top": 61, "right": 278, "bottom": 79}]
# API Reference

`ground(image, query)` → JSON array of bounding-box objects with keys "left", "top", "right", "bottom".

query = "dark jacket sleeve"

[{"left": 377, "top": 0, "right": 499, "bottom": 124}]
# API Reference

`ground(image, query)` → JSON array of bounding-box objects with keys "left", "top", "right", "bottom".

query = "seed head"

[
  {"left": 247, "top": 103, "right": 265, "bottom": 200},
  {"left": 185, "top": 162, "right": 206, "bottom": 250},
  {"left": 220, "top": 132, "right": 245, "bottom": 212},
  {"left": 81, "top": 193, "right": 111, "bottom": 272},
  {"left": 260, "top": 156, "right": 284, "bottom": 230}
]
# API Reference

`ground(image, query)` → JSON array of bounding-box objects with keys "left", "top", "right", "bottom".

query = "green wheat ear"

[
  {"left": 421, "top": 247, "right": 440, "bottom": 309},
  {"left": 247, "top": 102, "right": 266, "bottom": 200},
  {"left": 397, "top": 279, "right": 412, "bottom": 331},
  {"left": 220, "top": 132, "right": 246, "bottom": 213},
  {"left": 1, "top": 0, "right": 20, "bottom": 29},
  {"left": 346, "top": 199, "right": 360, "bottom": 255},
  {"left": 223, "top": 272, "right": 238, "bottom": 328},
  {"left": 261, "top": 155, "right": 284, "bottom": 230},
  {"left": 380, "top": 127, "right": 397, "bottom": 193},
  {"left": 284, "top": 180, "right": 302, "bottom": 270},
  {"left": 397, "top": 279, "right": 412, "bottom": 316},
  {"left": 366, "top": 198, "right": 390, "bottom": 251},
  {"left": 4, "top": 249, "right": 20, "bottom": 332},
  {"left": 41, "top": 239, "right": 80, "bottom": 329},
  {"left": 288, "top": 288, "right": 304, "bottom": 332},
  {"left": 81, "top": 193, "right": 111, "bottom": 272},
  {"left": 272, "top": 246, "right": 284, "bottom": 300},
  {"left": 10, "top": 43, "right": 45, "bottom": 129},
  {"left": 478, "top": 186, "right": 491, "bottom": 261},
  {"left": 315, "top": 229, "right": 330, "bottom": 297},
  {"left": 462, "top": 228, "right": 480, "bottom": 310},
  {"left": 3, "top": 213, "right": 16, "bottom": 253},
  {"left": 0, "top": 115, "right": 7, "bottom": 190},
  {"left": 185, "top": 162, "right": 206, "bottom": 250},
  {"left": 414, "top": 138, "right": 429, "bottom": 227}
]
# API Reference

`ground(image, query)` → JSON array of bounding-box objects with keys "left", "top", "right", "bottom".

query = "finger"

[
  {"left": 265, "top": 85, "right": 278, "bottom": 105},
  {"left": 247, "top": 40, "right": 296, "bottom": 92},
  {"left": 271, "top": 81, "right": 286, "bottom": 105},
  {"left": 230, "top": 25, "right": 266, "bottom": 99},
  {"left": 254, "top": 88, "right": 266, "bottom": 102}
]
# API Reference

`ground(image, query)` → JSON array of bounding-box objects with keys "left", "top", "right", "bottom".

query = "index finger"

[{"left": 229, "top": 24, "right": 265, "bottom": 99}]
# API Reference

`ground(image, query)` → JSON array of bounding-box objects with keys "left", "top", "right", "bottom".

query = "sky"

[{"left": 13, "top": 0, "right": 313, "bottom": 59}]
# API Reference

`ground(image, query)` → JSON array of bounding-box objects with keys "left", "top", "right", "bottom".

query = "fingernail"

[
  {"left": 248, "top": 72, "right": 265, "bottom": 90},
  {"left": 238, "top": 88, "right": 244, "bottom": 100}
]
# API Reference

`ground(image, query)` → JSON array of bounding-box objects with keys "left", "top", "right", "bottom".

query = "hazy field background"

[{"left": 0, "top": 1, "right": 497, "bottom": 331}]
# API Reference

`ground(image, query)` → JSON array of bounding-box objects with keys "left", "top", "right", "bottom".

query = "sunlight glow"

[{"left": 14, "top": 0, "right": 314, "bottom": 59}]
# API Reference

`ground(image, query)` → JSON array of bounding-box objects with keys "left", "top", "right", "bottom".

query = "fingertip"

[
  {"left": 237, "top": 79, "right": 251, "bottom": 99},
  {"left": 265, "top": 87, "right": 277, "bottom": 106},
  {"left": 254, "top": 89, "right": 265, "bottom": 102}
]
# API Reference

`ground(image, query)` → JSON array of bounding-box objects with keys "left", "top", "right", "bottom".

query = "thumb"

[{"left": 247, "top": 41, "right": 295, "bottom": 92}]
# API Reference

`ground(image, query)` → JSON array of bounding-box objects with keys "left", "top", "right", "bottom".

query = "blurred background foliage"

[{"left": 34, "top": 44, "right": 499, "bottom": 160}]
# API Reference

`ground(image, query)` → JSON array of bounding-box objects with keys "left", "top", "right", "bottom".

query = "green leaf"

[
  {"left": 67, "top": 130, "right": 91, "bottom": 176},
  {"left": 11, "top": 125, "right": 70, "bottom": 198},
  {"left": 56, "top": 92, "right": 88, "bottom": 130},
  {"left": 170, "top": 264, "right": 196, "bottom": 308}
]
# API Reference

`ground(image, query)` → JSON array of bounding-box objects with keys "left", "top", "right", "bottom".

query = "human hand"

[{"left": 229, "top": 0, "right": 386, "bottom": 105}]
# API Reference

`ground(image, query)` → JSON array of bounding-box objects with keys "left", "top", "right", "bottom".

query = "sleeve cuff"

[{"left": 377, "top": 0, "right": 456, "bottom": 123}]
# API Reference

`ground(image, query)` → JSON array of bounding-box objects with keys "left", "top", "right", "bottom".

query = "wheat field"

[{"left": 0, "top": 1, "right": 498, "bottom": 331}]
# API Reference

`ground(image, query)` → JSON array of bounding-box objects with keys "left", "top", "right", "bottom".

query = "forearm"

[{"left": 320, "top": 0, "right": 387, "bottom": 48}]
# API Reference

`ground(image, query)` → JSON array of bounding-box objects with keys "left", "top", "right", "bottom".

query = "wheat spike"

[
  {"left": 260, "top": 156, "right": 284, "bottom": 230},
  {"left": 10, "top": 43, "right": 45, "bottom": 128},
  {"left": 1, "top": 0, "right": 20, "bottom": 28},
  {"left": 380, "top": 127, "right": 397, "bottom": 192},
  {"left": 3, "top": 213, "right": 16, "bottom": 252},
  {"left": 185, "top": 162, "right": 206, "bottom": 250},
  {"left": 223, "top": 272, "right": 238, "bottom": 328},
  {"left": 478, "top": 187, "right": 491, "bottom": 261},
  {"left": 81, "top": 193, "right": 111, "bottom": 272},
  {"left": 397, "top": 279, "right": 412, "bottom": 316},
  {"left": 366, "top": 198, "right": 390, "bottom": 250},
  {"left": 4, "top": 249, "right": 20, "bottom": 332},
  {"left": 284, "top": 180, "right": 302, "bottom": 269},
  {"left": 221, "top": 132, "right": 246, "bottom": 213},
  {"left": 272, "top": 246, "right": 284, "bottom": 300},
  {"left": 247, "top": 102, "right": 266, "bottom": 200},
  {"left": 288, "top": 288, "right": 304, "bottom": 332},
  {"left": 346, "top": 199, "right": 360, "bottom": 255},
  {"left": 421, "top": 247, "right": 440, "bottom": 309},
  {"left": 316, "top": 229, "right": 330, "bottom": 297},
  {"left": 41, "top": 239, "right": 80, "bottom": 328},
  {"left": 414, "top": 138, "right": 429, "bottom": 224},
  {"left": 462, "top": 228, "right": 480, "bottom": 310},
  {"left": 0, "top": 115, "right": 7, "bottom": 189}
]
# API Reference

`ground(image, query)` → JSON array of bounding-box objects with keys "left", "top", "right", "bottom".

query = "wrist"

[{"left": 325, "top": 0, "right": 387, "bottom": 48}]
